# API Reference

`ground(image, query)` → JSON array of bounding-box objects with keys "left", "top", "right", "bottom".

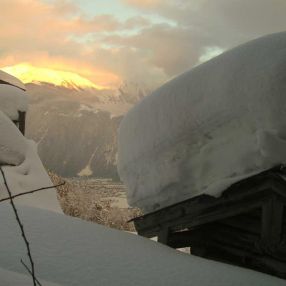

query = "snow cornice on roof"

[{"left": 0, "top": 70, "right": 26, "bottom": 91}]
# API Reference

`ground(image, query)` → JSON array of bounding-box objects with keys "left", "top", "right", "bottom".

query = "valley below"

[
  {"left": 50, "top": 172, "right": 141, "bottom": 232},
  {"left": 24, "top": 81, "right": 146, "bottom": 230}
]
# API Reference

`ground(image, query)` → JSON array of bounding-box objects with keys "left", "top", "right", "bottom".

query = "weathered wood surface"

[
  {"left": 13, "top": 111, "right": 26, "bottom": 135},
  {"left": 0, "top": 80, "right": 26, "bottom": 135},
  {"left": 132, "top": 165, "right": 286, "bottom": 279}
]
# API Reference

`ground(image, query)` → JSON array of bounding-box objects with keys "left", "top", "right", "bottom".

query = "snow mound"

[
  {"left": 0, "top": 267, "right": 61, "bottom": 286},
  {"left": 118, "top": 31, "right": 286, "bottom": 212},
  {"left": 0, "top": 112, "right": 61, "bottom": 213},
  {"left": 0, "top": 111, "right": 26, "bottom": 165},
  {"left": 0, "top": 69, "right": 26, "bottom": 91},
  {"left": 0, "top": 205, "right": 284, "bottom": 286},
  {"left": 0, "top": 84, "right": 28, "bottom": 120}
]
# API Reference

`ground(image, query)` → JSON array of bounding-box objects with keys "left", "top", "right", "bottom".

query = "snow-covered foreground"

[
  {"left": 0, "top": 267, "right": 60, "bottom": 286},
  {"left": 0, "top": 204, "right": 283, "bottom": 286},
  {"left": 118, "top": 31, "right": 286, "bottom": 212}
]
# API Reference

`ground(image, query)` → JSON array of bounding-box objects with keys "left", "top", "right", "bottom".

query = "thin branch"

[
  {"left": 0, "top": 182, "right": 65, "bottom": 204},
  {"left": 0, "top": 167, "right": 37, "bottom": 286},
  {"left": 21, "top": 260, "right": 43, "bottom": 286}
]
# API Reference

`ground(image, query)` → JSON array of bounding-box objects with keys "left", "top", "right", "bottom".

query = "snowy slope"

[
  {"left": 0, "top": 204, "right": 283, "bottom": 286},
  {"left": 0, "top": 267, "right": 60, "bottom": 286},
  {"left": 118, "top": 31, "right": 286, "bottom": 212}
]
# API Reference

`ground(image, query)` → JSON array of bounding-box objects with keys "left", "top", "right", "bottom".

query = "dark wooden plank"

[
  {"left": 136, "top": 191, "right": 266, "bottom": 237},
  {"left": 132, "top": 167, "right": 286, "bottom": 279},
  {"left": 169, "top": 223, "right": 260, "bottom": 251},
  {"left": 134, "top": 180, "right": 286, "bottom": 238},
  {"left": 191, "top": 240, "right": 286, "bottom": 279},
  {"left": 177, "top": 195, "right": 263, "bottom": 230},
  {"left": 133, "top": 171, "right": 286, "bottom": 235},
  {"left": 157, "top": 228, "right": 170, "bottom": 245},
  {"left": 132, "top": 194, "right": 215, "bottom": 229},
  {"left": 168, "top": 230, "right": 201, "bottom": 249},
  {"left": 18, "top": 111, "right": 26, "bottom": 135},
  {"left": 218, "top": 213, "right": 261, "bottom": 235},
  {"left": 261, "top": 195, "right": 284, "bottom": 252}
]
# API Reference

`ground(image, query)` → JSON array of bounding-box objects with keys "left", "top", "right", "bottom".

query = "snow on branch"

[
  {"left": 21, "top": 259, "right": 43, "bottom": 286},
  {"left": 0, "top": 167, "right": 38, "bottom": 285},
  {"left": 0, "top": 182, "right": 65, "bottom": 204}
]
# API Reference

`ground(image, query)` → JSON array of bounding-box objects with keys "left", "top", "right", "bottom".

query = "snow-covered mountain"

[{"left": 25, "top": 81, "right": 149, "bottom": 178}]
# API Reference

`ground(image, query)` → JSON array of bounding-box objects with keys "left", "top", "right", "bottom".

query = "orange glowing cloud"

[
  {"left": 123, "top": 0, "right": 162, "bottom": 8},
  {"left": 2, "top": 63, "right": 120, "bottom": 90}
]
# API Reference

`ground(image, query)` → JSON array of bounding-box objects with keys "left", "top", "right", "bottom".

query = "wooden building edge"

[
  {"left": 131, "top": 165, "right": 286, "bottom": 279},
  {"left": 0, "top": 80, "right": 26, "bottom": 135}
]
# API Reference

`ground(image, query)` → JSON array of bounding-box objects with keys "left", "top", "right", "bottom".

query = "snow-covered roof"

[
  {"left": 0, "top": 111, "right": 26, "bottom": 166},
  {"left": 118, "top": 31, "right": 286, "bottom": 212},
  {"left": 0, "top": 110, "right": 61, "bottom": 212},
  {"left": 0, "top": 70, "right": 26, "bottom": 91},
  {"left": 0, "top": 83, "right": 28, "bottom": 120}
]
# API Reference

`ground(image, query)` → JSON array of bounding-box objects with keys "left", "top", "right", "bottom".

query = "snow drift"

[
  {"left": 0, "top": 111, "right": 61, "bottom": 212},
  {"left": 0, "top": 75, "right": 61, "bottom": 213},
  {"left": 0, "top": 78, "right": 28, "bottom": 121},
  {"left": 0, "top": 111, "right": 26, "bottom": 166},
  {"left": 0, "top": 70, "right": 26, "bottom": 91},
  {"left": 0, "top": 267, "right": 60, "bottom": 286},
  {"left": 118, "top": 31, "right": 286, "bottom": 213},
  {"left": 0, "top": 204, "right": 283, "bottom": 286}
]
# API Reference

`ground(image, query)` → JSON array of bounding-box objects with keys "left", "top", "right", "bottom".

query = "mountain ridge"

[{"left": 25, "top": 81, "right": 149, "bottom": 178}]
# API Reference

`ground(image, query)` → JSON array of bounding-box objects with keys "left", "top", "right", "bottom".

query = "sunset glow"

[
  {"left": 1, "top": 0, "right": 285, "bottom": 90},
  {"left": 2, "top": 64, "right": 115, "bottom": 90}
]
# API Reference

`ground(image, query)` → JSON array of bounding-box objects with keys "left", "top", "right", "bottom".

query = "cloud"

[
  {"left": 123, "top": 0, "right": 162, "bottom": 9},
  {"left": 1, "top": 0, "right": 286, "bottom": 90},
  {"left": 103, "top": 24, "right": 213, "bottom": 76},
  {"left": 198, "top": 46, "right": 225, "bottom": 64},
  {"left": 123, "top": 0, "right": 286, "bottom": 45},
  {"left": 0, "top": 0, "right": 153, "bottom": 88},
  {"left": 119, "top": 0, "right": 286, "bottom": 78}
]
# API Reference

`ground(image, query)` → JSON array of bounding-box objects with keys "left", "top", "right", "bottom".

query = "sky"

[{"left": 1, "top": 0, "right": 286, "bottom": 90}]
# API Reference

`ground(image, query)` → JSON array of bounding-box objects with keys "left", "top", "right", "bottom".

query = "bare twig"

[
  {"left": 21, "top": 259, "right": 43, "bottom": 286},
  {"left": 0, "top": 167, "right": 37, "bottom": 286},
  {"left": 0, "top": 182, "right": 65, "bottom": 204}
]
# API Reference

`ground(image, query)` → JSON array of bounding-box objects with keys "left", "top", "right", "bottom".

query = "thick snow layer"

[
  {"left": 0, "top": 112, "right": 61, "bottom": 212},
  {"left": 0, "top": 267, "right": 61, "bottom": 286},
  {"left": 0, "top": 70, "right": 26, "bottom": 91},
  {"left": 0, "top": 205, "right": 283, "bottom": 286},
  {"left": 118, "top": 32, "right": 286, "bottom": 212},
  {"left": 0, "top": 84, "right": 28, "bottom": 120},
  {"left": 0, "top": 111, "right": 26, "bottom": 165}
]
